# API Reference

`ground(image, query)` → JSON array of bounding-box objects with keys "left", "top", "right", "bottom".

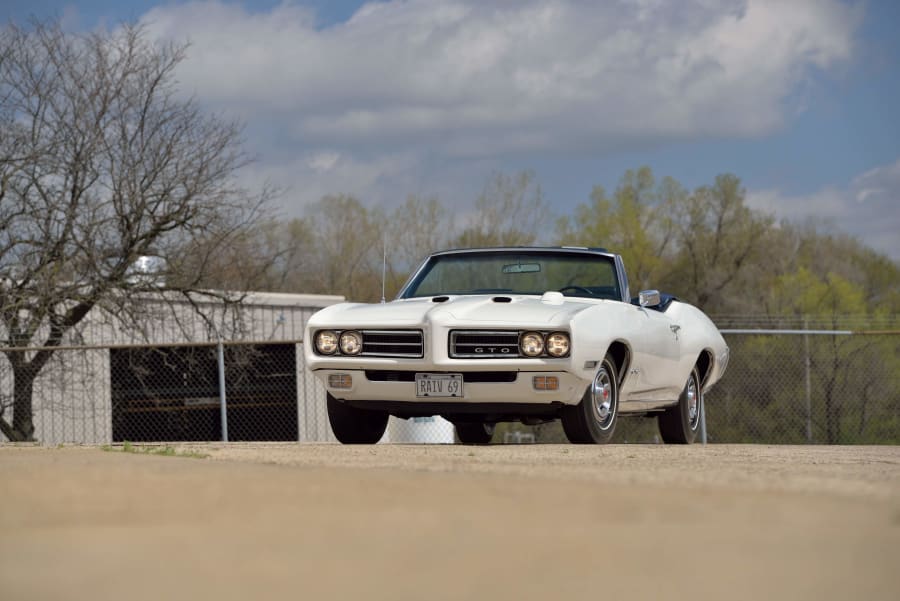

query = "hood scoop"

[
  {"left": 541, "top": 291, "right": 565, "bottom": 305},
  {"left": 492, "top": 296, "right": 512, "bottom": 303}
]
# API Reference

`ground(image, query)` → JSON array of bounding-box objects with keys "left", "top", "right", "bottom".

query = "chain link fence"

[
  {"left": 2, "top": 311, "right": 897, "bottom": 445},
  {"left": 0, "top": 339, "right": 453, "bottom": 445},
  {"left": 505, "top": 326, "right": 900, "bottom": 445},
  {"left": 706, "top": 330, "right": 899, "bottom": 444}
]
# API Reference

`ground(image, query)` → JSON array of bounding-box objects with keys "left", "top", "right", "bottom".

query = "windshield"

[{"left": 401, "top": 251, "right": 621, "bottom": 300}]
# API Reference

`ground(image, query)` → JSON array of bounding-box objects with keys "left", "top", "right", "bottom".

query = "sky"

[{"left": 5, "top": 0, "right": 900, "bottom": 259}]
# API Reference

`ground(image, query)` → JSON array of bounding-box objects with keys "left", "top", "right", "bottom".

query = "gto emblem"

[{"left": 475, "top": 347, "right": 511, "bottom": 354}]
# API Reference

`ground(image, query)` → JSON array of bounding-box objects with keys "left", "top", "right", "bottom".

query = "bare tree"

[
  {"left": 0, "top": 20, "right": 269, "bottom": 441},
  {"left": 303, "top": 194, "right": 384, "bottom": 301},
  {"left": 452, "top": 170, "right": 549, "bottom": 248},
  {"left": 175, "top": 217, "right": 304, "bottom": 293},
  {"left": 668, "top": 174, "right": 773, "bottom": 311},
  {"left": 382, "top": 195, "right": 451, "bottom": 295}
]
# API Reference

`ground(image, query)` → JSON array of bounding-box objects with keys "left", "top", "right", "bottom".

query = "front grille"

[
  {"left": 361, "top": 330, "right": 424, "bottom": 358},
  {"left": 450, "top": 331, "right": 520, "bottom": 358},
  {"left": 365, "top": 371, "right": 517, "bottom": 383}
]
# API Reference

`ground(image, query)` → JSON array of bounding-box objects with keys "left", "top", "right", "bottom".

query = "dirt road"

[{"left": 2, "top": 443, "right": 899, "bottom": 600}]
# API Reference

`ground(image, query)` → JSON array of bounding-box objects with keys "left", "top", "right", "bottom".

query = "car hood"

[{"left": 309, "top": 294, "right": 605, "bottom": 328}]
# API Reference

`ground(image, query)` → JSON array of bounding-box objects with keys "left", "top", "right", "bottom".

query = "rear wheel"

[
  {"left": 561, "top": 355, "right": 618, "bottom": 444},
  {"left": 658, "top": 367, "right": 702, "bottom": 444},
  {"left": 455, "top": 422, "right": 495, "bottom": 444},
  {"left": 327, "top": 394, "right": 389, "bottom": 444}
]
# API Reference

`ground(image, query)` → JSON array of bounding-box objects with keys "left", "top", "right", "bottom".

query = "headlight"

[
  {"left": 315, "top": 330, "right": 339, "bottom": 355},
  {"left": 520, "top": 332, "right": 544, "bottom": 357},
  {"left": 339, "top": 331, "right": 363, "bottom": 355},
  {"left": 546, "top": 332, "right": 570, "bottom": 357}
]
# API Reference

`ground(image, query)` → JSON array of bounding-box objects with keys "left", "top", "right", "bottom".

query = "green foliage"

[
  {"left": 667, "top": 174, "right": 776, "bottom": 311},
  {"left": 195, "top": 165, "right": 896, "bottom": 311},
  {"left": 772, "top": 268, "right": 867, "bottom": 319},
  {"left": 556, "top": 167, "right": 680, "bottom": 294}
]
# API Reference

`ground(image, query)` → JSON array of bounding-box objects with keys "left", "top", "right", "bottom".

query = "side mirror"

[{"left": 639, "top": 290, "right": 661, "bottom": 307}]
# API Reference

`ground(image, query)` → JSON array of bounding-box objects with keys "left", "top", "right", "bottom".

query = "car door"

[{"left": 620, "top": 304, "right": 682, "bottom": 404}]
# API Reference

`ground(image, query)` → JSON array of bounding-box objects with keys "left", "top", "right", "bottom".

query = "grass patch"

[{"left": 100, "top": 442, "right": 209, "bottom": 459}]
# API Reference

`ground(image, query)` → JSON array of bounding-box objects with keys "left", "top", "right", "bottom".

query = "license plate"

[{"left": 415, "top": 373, "right": 463, "bottom": 398}]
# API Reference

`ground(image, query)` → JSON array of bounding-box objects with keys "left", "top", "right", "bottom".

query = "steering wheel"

[{"left": 558, "top": 285, "right": 595, "bottom": 296}]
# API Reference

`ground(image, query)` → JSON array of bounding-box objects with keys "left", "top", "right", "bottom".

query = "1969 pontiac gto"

[{"left": 305, "top": 247, "right": 728, "bottom": 444}]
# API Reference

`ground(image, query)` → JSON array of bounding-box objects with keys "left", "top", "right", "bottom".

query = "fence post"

[
  {"left": 700, "top": 397, "right": 707, "bottom": 444},
  {"left": 804, "top": 319, "right": 812, "bottom": 444},
  {"left": 217, "top": 339, "right": 228, "bottom": 442}
]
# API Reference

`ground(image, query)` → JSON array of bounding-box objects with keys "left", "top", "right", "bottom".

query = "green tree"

[
  {"left": 668, "top": 174, "right": 774, "bottom": 311},
  {"left": 557, "top": 166, "right": 679, "bottom": 293},
  {"left": 792, "top": 225, "right": 900, "bottom": 314},
  {"left": 769, "top": 268, "right": 891, "bottom": 444}
]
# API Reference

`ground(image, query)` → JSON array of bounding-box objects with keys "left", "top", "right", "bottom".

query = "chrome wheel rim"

[
  {"left": 591, "top": 367, "right": 615, "bottom": 430},
  {"left": 687, "top": 376, "right": 700, "bottom": 430}
]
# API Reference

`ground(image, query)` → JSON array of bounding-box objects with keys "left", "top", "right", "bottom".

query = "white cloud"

[
  {"left": 746, "top": 158, "right": 900, "bottom": 260},
  {"left": 241, "top": 150, "right": 488, "bottom": 216},
  {"left": 138, "top": 0, "right": 862, "bottom": 211},
  {"left": 854, "top": 159, "right": 900, "bottom": 203},
  {"left": 143, "top": 0, "right": 859, "bottom": 152},
  {"left": 242, "top": 151, "right": 417, "bottom": 212},
  {"left": 307, "top": 151, "right": 341, "bottom": 173}
]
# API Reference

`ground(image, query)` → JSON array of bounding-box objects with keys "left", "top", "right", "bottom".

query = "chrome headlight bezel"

[
  {"left": 546, "top": 332, "right": 570, "bottom": 357},
  {"left": 315, "top": 330, "right": 339, "bottom": 355},
  {"left": 339, "top": 330, "right": 363, "bottom": 355},
  {"left": 520, "top": 331, "right": 545, "bottom": 357}
]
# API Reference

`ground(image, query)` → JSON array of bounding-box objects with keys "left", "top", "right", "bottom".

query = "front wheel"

[
  {"left": 561, "top": 355, "right": 618, "bottom": 444},
  {"left": 327, "top": 394, "right": 389, "bottom": 444},
  {"left": 658, "top": 367, "right": 702, "bottom": 444},
  {"left": 455, "top": 422, "right": 495, "bottom": 444}
]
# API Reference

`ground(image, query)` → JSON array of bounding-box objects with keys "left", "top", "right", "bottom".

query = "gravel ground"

[
  {"left": 2, "top": 443, "right": 899, "bottom": 601},
  {"left": 197, "top": 442, "right": 900, "bottom": 499}
]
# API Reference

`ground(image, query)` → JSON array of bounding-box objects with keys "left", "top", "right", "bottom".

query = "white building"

[{"left": 1, "top": 290, "right": 455, "bottom": 445}]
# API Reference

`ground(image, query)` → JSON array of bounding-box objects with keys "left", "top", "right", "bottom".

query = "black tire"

[
  {"left": 561, "top": 354, "right": 618, "bottom": 444},
  {"left": 327, "top": 393, "right": 389, "bottom": 444},
  {"left": 455, "top": 422, "right": 495, "bottom": 444},
  {"left": 658, "top": 367, "right": 702, "bottom": 444}
]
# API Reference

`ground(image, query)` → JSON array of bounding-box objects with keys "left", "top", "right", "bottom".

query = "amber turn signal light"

[{"left": 532, "top": 376, "right": 559, "bottom": 391}]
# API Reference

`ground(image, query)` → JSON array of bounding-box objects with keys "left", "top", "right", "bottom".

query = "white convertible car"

[{"left": 305, "top": 247, "right": 728, "bottom": 444}]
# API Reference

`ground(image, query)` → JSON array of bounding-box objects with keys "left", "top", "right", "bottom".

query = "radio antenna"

[{"left": 380, "top": 232, "right": 387, "bottom": 304}]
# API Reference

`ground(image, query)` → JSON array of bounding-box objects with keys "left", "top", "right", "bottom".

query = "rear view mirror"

[{"left": 502, "top": 263, "right": 541, "bottom": 274}]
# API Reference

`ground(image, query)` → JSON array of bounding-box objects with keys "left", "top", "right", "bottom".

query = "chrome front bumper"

[{"left": 315, "top": 368, "right": 587, "bottom": 405}]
